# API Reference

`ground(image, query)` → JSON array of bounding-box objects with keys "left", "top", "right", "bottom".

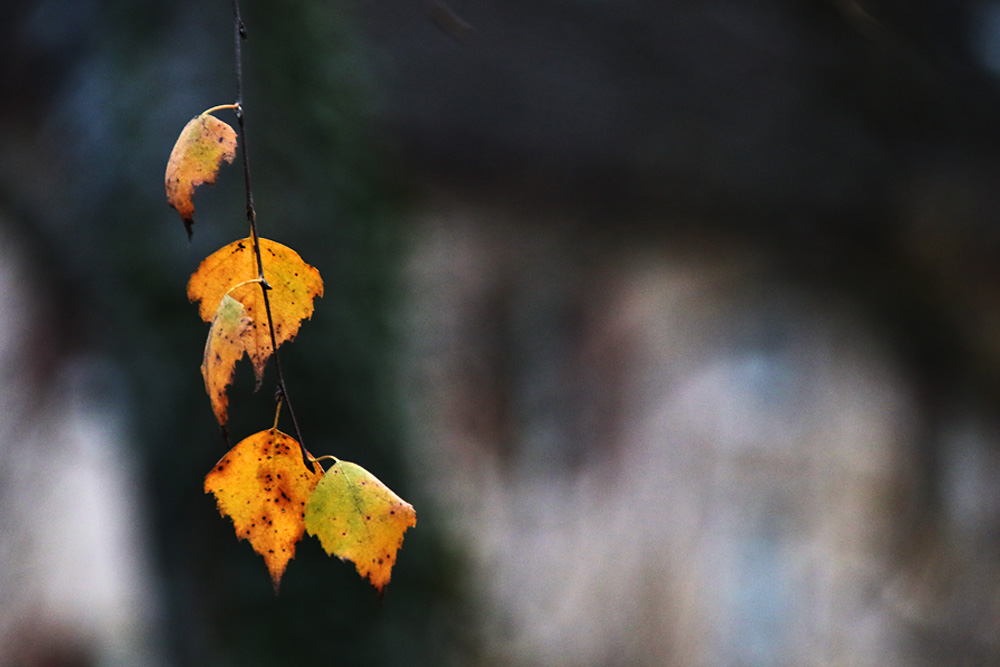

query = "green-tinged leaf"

[
  {"left": 165, "top": 111, "right": 237, "bottom": 238},
  {"left": 305, "top": 460, "right": 416, "bottom": 594}
]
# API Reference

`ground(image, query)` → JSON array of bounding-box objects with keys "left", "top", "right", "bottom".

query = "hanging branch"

[
  {"left": 230, "top": 0, "right": 307, "bottom": 453},
  {"left": 167, "top": 0, "right": 415, "bottom": 595}
]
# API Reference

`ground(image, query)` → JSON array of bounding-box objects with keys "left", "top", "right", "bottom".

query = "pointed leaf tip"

[
  {"left": 304, "top": 460, "right": 416, "bottom": 594},
  {"left": 165, "top": 111, "right": 237, "bottom": 236}
]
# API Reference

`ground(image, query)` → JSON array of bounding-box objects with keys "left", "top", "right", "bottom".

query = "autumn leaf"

[
  {"left": 304, "top": 460, "right": 416, "bottom": 595},
  {"left": 165, "top": 109, "right": 237, "bottom": 239},
  {"left": 201, "top": 294, "right": 256, "bottom": 425},
  {"left": 188, "top": 237, "right": 323, "bottom": 423},
  {"left": 205, "top": 429, "right": 321, "bottom": 590}
]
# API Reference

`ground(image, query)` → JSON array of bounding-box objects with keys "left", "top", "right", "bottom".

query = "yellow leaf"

[
  {"left": 201, "top": 294, "right": 255, "bottom": 425},
  {"left": 165, "top": 111, "right": 237, "bottom": 238},
  {"left": 304, "top": 460, "right": 416, "bottom": 595},
  {"left": 187, "top": 237, "right": 323, "bottom": 412},
  {"left": 204, "top": 429, "right": 321, "bottom": 591}
]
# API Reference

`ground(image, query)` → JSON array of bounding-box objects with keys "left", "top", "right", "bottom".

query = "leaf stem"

[
  {"left": 223, "top": 277, "right": 263, "bottom": 298},
  {"left": 230, "top": 0, "right": 307, "bottom": 456},
  {"left": 308, "top": 455, "right": 340, "bottom": 465},
  {"left": 272, "top": 395, "right": 283, "bottom": 431},
  {"left": 203, "top": 103, "right": 239, "bottom": 116}
]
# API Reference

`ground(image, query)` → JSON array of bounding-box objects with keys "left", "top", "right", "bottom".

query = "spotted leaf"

[
  {"left": 305, "top": 460, "right": 416, "bottom": 595},
  {"left": 204, "top": 429, "right": 322, "bottom": 590}
]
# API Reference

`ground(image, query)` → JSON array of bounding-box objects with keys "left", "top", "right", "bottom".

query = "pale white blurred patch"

[{"left": 0, "top": 221, "right": 163, "bottom": 666}]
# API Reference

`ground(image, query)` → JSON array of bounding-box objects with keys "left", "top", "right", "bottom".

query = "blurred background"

[{"left": 3, "top": 0, "right": 1000, "bottom": 664}]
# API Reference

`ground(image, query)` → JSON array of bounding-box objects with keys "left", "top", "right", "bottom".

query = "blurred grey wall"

[{"left": 366, "top": 1, "right": 1000, "bottom": 664}]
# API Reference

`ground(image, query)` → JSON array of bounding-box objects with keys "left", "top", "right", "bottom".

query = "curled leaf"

[
  {"left": 204, "top": 429, "right": 321, "bottom": 590},
  {"left": 201, "top": 294, "right": 256, "bottom": 425},
  {"left": 165, "top": 110, "right": 237, "bottom": 238},
  {"left": 305, "top": 460, "right": 416, "bottom": 595}
]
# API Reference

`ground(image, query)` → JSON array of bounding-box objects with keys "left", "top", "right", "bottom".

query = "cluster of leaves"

[{"left": 165, "top": 107, "right": 415, "bottom": 595}]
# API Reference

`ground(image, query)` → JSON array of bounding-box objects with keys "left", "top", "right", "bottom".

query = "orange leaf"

[
  {"left": 188, "top": 237, "right": 323, "bottom": 419},
  {"left": 165, "top": 111, "right": 237, "bottom": 238},
  {"left": 304, "top": 460, "right": 416, "bottom": 595},
  {"left": 201, "top": 294, "right": 256, "bottom": 425},
  {"left": 204, "top": 429, "right": 322, "bottom": 590}
]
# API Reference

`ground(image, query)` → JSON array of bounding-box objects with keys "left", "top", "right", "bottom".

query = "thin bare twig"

[{"left": 230, "top": 0, "right": 307, "bottom": 452}]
